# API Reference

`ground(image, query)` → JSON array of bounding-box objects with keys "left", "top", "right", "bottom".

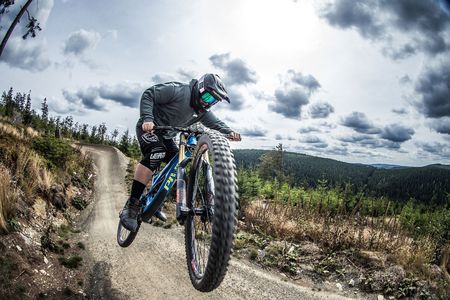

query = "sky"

[{"left": 1, "top": 0, "right": 449, "bottom": 166}]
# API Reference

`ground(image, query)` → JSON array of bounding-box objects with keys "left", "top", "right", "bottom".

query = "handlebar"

[{"left": 153, "top": 126, "right": 204, "bottom": 135}]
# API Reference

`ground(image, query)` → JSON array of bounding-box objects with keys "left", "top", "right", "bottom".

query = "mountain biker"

[{"left": 120, "top": 74, "right": 241, "bottom": 232}]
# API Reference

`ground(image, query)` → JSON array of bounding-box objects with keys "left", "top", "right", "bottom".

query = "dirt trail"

[{"left": 82, "top": 144, "right": 352, "bottom": 300}]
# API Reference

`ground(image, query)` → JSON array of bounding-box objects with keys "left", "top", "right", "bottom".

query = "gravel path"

[{"left": 82, "top": 144, "right": 352, "bottom": 300}]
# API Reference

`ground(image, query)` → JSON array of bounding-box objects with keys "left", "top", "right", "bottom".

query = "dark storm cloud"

[
  {"left": 392, "top": 108, "right": 408, "bottom": 115},
  {"left": 380, "top": 124, "right": 415, "bottom": 142},
  {"left": 209, "top": 53, "right": 257, "bottom": 86},
  {"left": 98, "top": 84, "right": 141, "bottom": 108},
  {"left": 269, "top": 70, "right": 321, "bottom": 119},
  {"left": 241, "top": 127, "right": 267, "bottom": 137},
  {"left": 341, "top": 112, "right": 381, "bottom": 134},
  {"left": 321, "top": 0, "right": 384, "bottom": 39},
  {"left": 62, "top": 83, "right": 144, "bottom": 111},
  {"left": 270, "top": 89, "right": 309, "bottom": 119},
  {"left": 63, "top": 29, "right": 101, "bottom": 56},
  {"left": 431, "top": 117, "right": 450, "bottom": 134},
  {"left": 309, "top": 102, "right": 335, "bottom": 118},
  {"left": 414, "top": 61, "right": 450, "bottom": 118},
  {"left": 320, "top": 0, "right": 450, "bottom": 58},
  {"left": 63, "top": 88, "right": 105, "bottom": 111}
]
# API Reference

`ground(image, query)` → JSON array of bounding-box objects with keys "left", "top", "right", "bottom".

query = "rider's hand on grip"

[
  {"left": 227, "top": 132, "right": 241, "bottom": 141},
  {"left": 142, "top": 121, "right": 155, "bottom": 133}
]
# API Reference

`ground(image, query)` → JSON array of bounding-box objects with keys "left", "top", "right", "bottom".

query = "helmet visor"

[{"left": 200, "top": 91, "right": 219, "bottom": 108}]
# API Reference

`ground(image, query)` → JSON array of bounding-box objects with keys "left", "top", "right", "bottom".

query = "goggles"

[{"left": 200, "top": 91, "right": 220, "bottom": 108}]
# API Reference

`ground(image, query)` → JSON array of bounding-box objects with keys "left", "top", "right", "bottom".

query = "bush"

[
  {"left": 59, "top": 255, "right": 83, "bottom": 269},
  {"left": 32, "top": 136, "right": 74, "bottom": 170},
  {"left": 72, "top": 196, "right": 87, "bottom": 210}
]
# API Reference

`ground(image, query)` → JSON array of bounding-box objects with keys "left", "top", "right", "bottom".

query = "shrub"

[
  {"left": 32, "top": 136, "right": 74, "bottom": 170},
  {"left": 59, "top": 255, "right": 83, "bottom": 269}
]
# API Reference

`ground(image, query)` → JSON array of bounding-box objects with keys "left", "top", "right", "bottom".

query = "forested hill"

[{"left": 233, "top": 149, "right": 450, "bottom": 206}]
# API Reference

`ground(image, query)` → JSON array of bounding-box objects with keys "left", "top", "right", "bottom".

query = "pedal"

[{"left": 154, "top": 210, "right": 167, "bottom": 222}]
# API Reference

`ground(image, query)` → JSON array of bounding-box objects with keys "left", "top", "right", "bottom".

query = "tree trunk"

[{"left": 0, "top": 0, "right": 33, "bottom": 57}]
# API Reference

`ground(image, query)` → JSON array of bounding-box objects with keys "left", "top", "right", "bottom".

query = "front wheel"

[
  {"left": 185, "top": 131, "right": 238, "bottom": 292},
  {"left": 117, "top": 220, "right": 140, "bottom": 247}
]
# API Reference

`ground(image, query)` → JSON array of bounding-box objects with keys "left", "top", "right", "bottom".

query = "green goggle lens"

[{"left": 201, "top": 92, "right": 217, "bottom": 104}]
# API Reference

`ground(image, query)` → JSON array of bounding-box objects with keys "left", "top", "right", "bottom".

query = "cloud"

[
  {"left": 299, "top": 135, "right": 328, "bottom": 148},
  {"left": 0, "top": 38, "right": 51, "bottom": 71},
  {"left": 341, "top": 111, "right": 381, "bottom": 134},
  {"left": 431, "top": 117, "right": 450, "bottom": 134},
  {"left": 380, "top": 124, "right": 415, "bottom": 142},
  {"left": 338, "top": 133, "right": 401, "bottom": 150},
  {"left": 226, "top": 89, "right": 245, "bottom": 110},
  {"left": 63, "top": 88, "right": 105, "bottom": 111},
  {"left": 392, "top": 108, "right": 408, "bottom": 115},
  {"left": 399, "top": 75, "right": 412, "bottom": 85},
  {"left": 151, "top": 69, "right": 196, "bottom": 83},
  {"left": 382, "top": 43, "right": 417, "bottom": 60},
  {"left": 97, "top": 83, "right": 142, "bottom": 108},
  {"left": 209, "top": 53, "right": 257, "bottom": 86},
  {"left": 298, "top": 126, "right": 321, "bottom": 134},
  {"left": 62, "top": 82, "right": 145, "bottom": 112},
  {"left": 320, "top": 0, "right": 450, "bottom": 58},
  {"left": 287, "top": 70, "right": 321, "bottom": 93},
  {"left": 275, "top": 134, "right": 283, "bottom": 140},
  {"left": 309, "top": 102, "right": 335, "bottom": 118},
  {"left": 417, "top": 141, "right": 450, "bottom": 158},
  {"left": 0, "top": 0, "right": 54, "bottom": 72},
  {"left": 270, "top": 88, "right": 309, "bottom": 119},
  {"left": 269, "top": 70, "right": 321, "bottom": 119},
  {"left": 414, "top": 61, "right": 450, "bottom": 118},
  {"left": 320, "top": 0, "right": 384, "bottom": 40},
  {"left": 241, "top": 126, "right": 267, "bottom": 137},
  {"left": 63, "top": 29, "right": 101, "bottom": 56}
]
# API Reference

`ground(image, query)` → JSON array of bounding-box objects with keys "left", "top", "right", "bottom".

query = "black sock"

[{"left": 130, "top": 180, "right": 146, "bottom": 200}]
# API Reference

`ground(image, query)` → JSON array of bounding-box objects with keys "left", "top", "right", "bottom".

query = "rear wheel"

[{"left": 185, "top": 132, "right": 238, "bottom": 292}]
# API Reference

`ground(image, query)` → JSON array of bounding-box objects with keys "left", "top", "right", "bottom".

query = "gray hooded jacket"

[{"left": 137, "top": 80, "right": 233, "bottom": 138}]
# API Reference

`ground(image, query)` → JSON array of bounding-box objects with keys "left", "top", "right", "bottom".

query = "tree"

[
  {"left": 110, "top": 129, "right": 119, "bottom": 143},
  {"left": 97, "top": 123, "right": 107, "bottom": 142},
  {"left": 118, "top": 129, "right": 130, "bottom": 155},
  {"left": 41, "top": 97, "right": 48, "bottom": 121},
  {"left": 258, "top": 143, "right": 285, "bottom": 181},
  {"left": 0, "top": 0, "right": 42, "bottom": 57},
  {"left": 2, "top": 87, "right": 14, "bottom": 116},
  {"left": 23, "top": 91, "right": 32, "bottom": 124}
]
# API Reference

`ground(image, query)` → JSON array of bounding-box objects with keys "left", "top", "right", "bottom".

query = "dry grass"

[
  {"left": 243, "top": 199, "right": 436, "bottom": 270},
  {"left": 0, "top": 122, "right": 23, "bottom": 140},
  {"left": 0, "top": 164, "right": 20, "bottom": 233},
  {"left": 0, "top": 122, "right": 39, "bottom": 141}
]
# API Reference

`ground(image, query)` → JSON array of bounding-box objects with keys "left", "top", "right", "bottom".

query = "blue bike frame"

[{"left": 140, "top": 133, "right": 197, "bottom": 222}]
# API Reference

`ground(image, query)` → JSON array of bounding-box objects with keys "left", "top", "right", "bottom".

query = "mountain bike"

[{"left": 116, "top": 126, "right": 238, "bottom": 292}]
